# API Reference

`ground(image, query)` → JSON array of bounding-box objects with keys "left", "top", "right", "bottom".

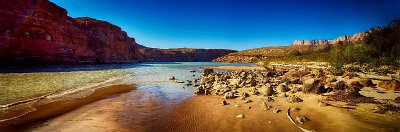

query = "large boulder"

[
  {"left": 203, "top": 68, "right": 214, "bottom": 76},
  {"left": 358, "top": 79, "right": 375, "bottom": 87},
  {"left": 379, "top": 80, "right": 400, "bottom": 91},
  {"left": 302, "top": 78, "right": 326, "bottom": 94},
  {"left": 259, "top": 84, "right": 274, "bottom": 96}
]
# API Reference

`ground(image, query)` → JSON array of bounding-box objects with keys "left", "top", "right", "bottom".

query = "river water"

[{"left": 0, "top": 62, "right": 253, "bottom": 129}]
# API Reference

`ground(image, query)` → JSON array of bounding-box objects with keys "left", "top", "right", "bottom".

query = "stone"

[
  {"left": 203, "top": 68, "right": 214, "bottom": 76},
  {"left": 260, "top": 102, "right": 272, "bottom": 110},
  {"left": 259, "top": 84, "right": 274, "bottom": 96},
  {"left": 277, "top": 92, "right": 287, "bottom": 98},
  {"left": 293, "top": 107, "right": 301, "bottom": 112},
  {"left": 276, "top": 84, "right": 289, "bottom": 93},
  {"left": 249, "top": 87, "right": 259, "bottom": 95},
  {"left": 379, "top": 80, "right": 400, "bottom": 91},
  {"left": 325, "top": 77, "right": 337, "bottom": 83},
  {"left": 319, "top": 101, "right": 328, "bottom": 107},
  {"left": 235, "top": 104, "right": 240, "bottom": 107},
  {"left": 302, "top": 78, "right": 327, "bottom": 94},
  {"left": 358, "top": 79, "right": 375, "bottom": 87},
  {"left": 347, "top": 81, "right": 363, "bottom": 96},
  {"left": 174, "top": 80, "right": 184, "bottom": 83},
  {"left": 221, "top": 100, "right": 228, "bottom": 106},
  {"left": 236, "top": 114, "right": 245, "bottom": 118},
  {"left": 273, "top": 108, "right": 281, "bottom": 113},
  {"left": 265, "top": 96, "right": 274, "bottom": 102},
  {"left": 224, "top": 92, "right": 235, "bottom": 99},
  {"left": 194, "top": 86, "right": 205, "bottom": 94},
  {"left": 296, "top": 115, "right": 311, "bottom": 124},
  {"left": 286, "top": 95, "right": 303, "bottom": 103},
  {"left": 290, "top": 78, "right": 301, "bottom": 84},
  {"left": 228, "top": 79, "right": 241, "bottom": 86},
  {"left": 168, "top": 76, "right": 176, "bottom": 80},
  {"left": 245, "top": 100, "right": 253, "bottom": 104},
  {"left": 335, "top": 81, "right": 347, "bottom": 90}
]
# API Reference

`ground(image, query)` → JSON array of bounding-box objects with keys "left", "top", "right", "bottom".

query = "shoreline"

[
  {"left": 158, "top": 93, "right": 400, "bottom": 131},
  {"left": 0, "top": 84, "right": 135, "bottom": 131}
]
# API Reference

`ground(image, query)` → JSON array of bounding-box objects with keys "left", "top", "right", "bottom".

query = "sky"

[{"left": 51, "top": 0, "right": 400, "bottom": 50}]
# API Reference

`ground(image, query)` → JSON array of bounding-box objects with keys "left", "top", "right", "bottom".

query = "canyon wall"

[
  {"left": 0, "top": 0, "right": 139, "bottom": 65},
  {"left": 0, "top": 0, "right": 233, "bottom": 65},
  {"left": 0, "top": 0, "right": 95, "bottom": 64}
]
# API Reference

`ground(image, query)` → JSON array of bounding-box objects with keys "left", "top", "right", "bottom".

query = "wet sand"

[
  {"left": 0, "top": 84, "right": 135, "bottom": 131},
  {"left": 160, "top": 93, "right": 400, "bottom": 132}
]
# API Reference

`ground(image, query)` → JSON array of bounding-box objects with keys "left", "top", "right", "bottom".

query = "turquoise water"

[{"left": 0, "top": 62, "right": 254, "bottom": 122}]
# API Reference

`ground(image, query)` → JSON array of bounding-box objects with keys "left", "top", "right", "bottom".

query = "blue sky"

[{"left": 51, "top": 0, "right": 400, "bottom": 50}]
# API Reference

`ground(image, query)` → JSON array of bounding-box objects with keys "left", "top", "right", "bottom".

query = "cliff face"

[
  {"left": 0, "top": 0, "right": 96, "bottom": 64},
  {"left": 292, "top": 32, "right": 368, "bottom": 46},
  {"left": 139, "top": 48, "right": 237, "bottom": 62},
  {"left": 0, "top": 0, "right": 238, "bottom": 65},
  {"left": 75, "top": 17, "right": 138, "bottom": 63},
  {"left": 0, "top": 0, "right": 139, "bottom": 65}
]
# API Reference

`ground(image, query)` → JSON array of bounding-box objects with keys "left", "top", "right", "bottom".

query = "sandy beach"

[
  {"left": 17, "top": 65, "right": 399, "bottom": 132},
  {"left": 0, "top": 84, "right": 135, "bottom": 131}
]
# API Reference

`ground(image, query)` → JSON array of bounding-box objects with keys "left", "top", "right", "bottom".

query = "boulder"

[
  {"left": 325, "top": 77, "right": 337, "bottom": 83},
  {"left": 260, "top": 102, "right": 272, "bottom": 110},
  {"left": 203, "top": 68, "right": 214, "bottom": 76},
  {"left": 224, "top": 92, "right": 235, "bottom": 99},
  {"left": 358, "top": 79, "right": 375, "bottom": 87},
  {"left": 194, "top": 86, "right": 205, "bottom": 94},
  {"left": 228, "top": 79, "right": 241, "bottom": 86},
  {"left": 379, "top": 80, "right": 400, "bottom": 91},
  {"left": 302, "top": 78, "right": 327, "bottom": 94},
  {"left": 259, "top": 84, "right": 274, "bottom": 96},
  {"left": 276, "top": 84, "right": 289, "bottom": 93},
  {"left": 286, "top": 95, "right": 303, "bottom": 103},
  {"left": 346, "top": 81, "right": 363, "bottom": 96},
  {"left": 248, "top": 87, "right": 259, "bottom": 95},
  {"left": 335, "top": 81, "right": 347, "bottom": 90}
]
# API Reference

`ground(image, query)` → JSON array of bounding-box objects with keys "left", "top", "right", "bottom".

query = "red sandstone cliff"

[
  {"left": 0, "top": 0, "right": 138, "bottom": 65},
  {"left": 0, "top": 0, "right": 236, "bottom": 65},
  {"left": 75, "top": 17, "right": 139, "bottom": 63}
]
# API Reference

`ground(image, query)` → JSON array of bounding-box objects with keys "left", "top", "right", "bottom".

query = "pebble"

[
  {"left": 221, "top": 100, "right": 228, "bottom": 106},
  {"left": 236, "top": 114, "right": 245, "bottom": 118}
]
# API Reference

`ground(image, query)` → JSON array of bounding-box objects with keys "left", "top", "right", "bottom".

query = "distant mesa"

[
  {"left": 292, "top": 32, "right": 368, "bottom": 46},
  {"left": 214, "top": 32, "right": 370, "bottom": 63}
]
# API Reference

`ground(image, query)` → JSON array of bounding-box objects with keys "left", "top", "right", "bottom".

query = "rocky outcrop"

[
  {"left": 139, "top": 48, "right": 236, "bottom": 62},
  {"left": 292, "top": 40, "right": 334, "bottom": 46},
  {"left": 0, "top": 0, "right": 139, "bottom": 65},
  {"left": 213, "top": 45, "right": 330, "bottom": 63},
  {"left": 292, "top": 32, "right": 368, "bottom": 46}
]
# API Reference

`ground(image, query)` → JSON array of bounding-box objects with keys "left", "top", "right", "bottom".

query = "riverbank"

[
  {"left": 191, "top": 65, "right": 400, "bottom": 131},
  {"left": 0, "top": 84, "right": 135, "bottom": 131}
]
